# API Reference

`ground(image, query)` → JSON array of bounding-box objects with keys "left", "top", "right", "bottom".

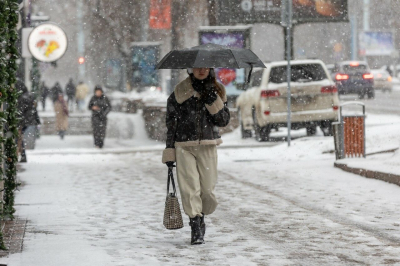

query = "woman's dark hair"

[
  {"left": 208, "top": 69, "right": 224, "bottom": 99},
  {"left": 94, "top": 85, "right": 103, "bottom": 93}
]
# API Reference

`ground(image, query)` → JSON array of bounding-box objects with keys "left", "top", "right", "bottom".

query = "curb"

[{"left": 334, "top": 162, "right": 400, "bottom": 187}]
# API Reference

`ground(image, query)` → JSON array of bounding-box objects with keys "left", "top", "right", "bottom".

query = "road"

[{"left": 340, "top": 88, "right": 400, "bottom": 115}]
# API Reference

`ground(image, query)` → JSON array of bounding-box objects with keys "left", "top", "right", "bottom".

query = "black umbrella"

[
  {"left": 156, "top": 43, "right": 265, "bottom": 70},
  {"left": 156, "top": 43, "right": 266, "bottom": 83}
]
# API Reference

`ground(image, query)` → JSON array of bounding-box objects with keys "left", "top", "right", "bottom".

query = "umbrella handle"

[{"left": 247, "top": 65, "right": 253, "bottom": 84}]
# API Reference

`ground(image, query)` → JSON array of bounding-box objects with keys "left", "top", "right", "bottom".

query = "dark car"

[{"left": 332, "top": 61, "right": 374, "bottom": 99}]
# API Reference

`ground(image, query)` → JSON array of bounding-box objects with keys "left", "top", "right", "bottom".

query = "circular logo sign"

[{"left": 28, "top": 23, "right": 68, "bottom": 62}]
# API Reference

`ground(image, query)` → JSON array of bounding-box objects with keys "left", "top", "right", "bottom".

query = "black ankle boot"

[
  {"left": 200, "top": 213, "right": 206, "bottom": 236},
  {"left": 189, "top": 216, "right": 204, "bottom": 245}
]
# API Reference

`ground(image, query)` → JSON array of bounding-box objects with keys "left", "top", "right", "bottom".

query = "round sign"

[
  {"left": 28, "top": 23, "right": 68, "bottom": 62},
  {"left": 241, "top": 0, "right": 253, "bottom": 12}
]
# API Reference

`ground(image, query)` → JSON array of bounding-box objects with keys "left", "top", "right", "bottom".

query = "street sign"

[
  {"left": 198, "top": 26, "right": 252, "bottom": 96},
  {"left": 131, "top": 42, "right": 161, "bottom": 87},
  {"left": 359, "top": 31, "right": 395, "bottom": 56},
  {"left": 218, "top": 0, "right": 348, "bottom": 25},
  {"left": 28, "top": 23, "right": 67, "bottom": 62}
]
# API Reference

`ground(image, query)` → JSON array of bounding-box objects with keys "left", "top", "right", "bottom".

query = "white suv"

[{"left": 236, "top": 60, "right": 339, "bottom": 141}]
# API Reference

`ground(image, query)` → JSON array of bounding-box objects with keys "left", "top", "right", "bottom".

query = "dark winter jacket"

[
  {"left": 162, "top": 77, "right": 230, "bottom": 163},
  {"left": 17, "top": 84, "right": 41, "bottom": 128},
  {"left": 51, "top": 83, "right": 64, "bottom": 102},
  {"left": 65, "top": 81, "right": 76, "bottom": 97},
  {"left": 40, "top": 84, "right": 50, "bottom": 98},
  {"left": 88, "top": 95, "right": 112, "bottom": 121}
]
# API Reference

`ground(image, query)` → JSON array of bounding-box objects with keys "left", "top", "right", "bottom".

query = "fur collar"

[{"left": 174, "top": 76, "right": 227, "bottom": 104}]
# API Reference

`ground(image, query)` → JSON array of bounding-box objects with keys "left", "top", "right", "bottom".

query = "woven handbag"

[{"left": 163, "top": 167, "right": 184, "bottom": 230}]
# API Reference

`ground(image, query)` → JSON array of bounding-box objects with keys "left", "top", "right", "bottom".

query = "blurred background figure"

[
  {"left": 51, "top": 82, "right": 64, "bottom": 102},
  {"left": 17, "top": 80, "right": 41, "bottom": 163},
  {"left": 65, "top": 78, "right": 76, "bottom": 112},
  {"left": 53, "top": 94, "right": 69, "bottom": 140},
  {"left": 39, "top": 81, "right": 50, "bottom": 111},
  {"left": 75, "top": 81, "right": 89, "bottom": 112},
  {"left": 88, "top": 86, "right": 112, "bottom": 148}
]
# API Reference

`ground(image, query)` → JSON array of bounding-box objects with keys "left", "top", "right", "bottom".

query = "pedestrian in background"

[
  {"left": 65, "top": 78, "right": 76, "bottom": 112},
  {"left": 54, "top": 94, "right": 69, "bottom": 140},
  {"left": 39, "top": 81, "right": 49, "bottom": 111},
  {"left": 75, "top": 81, "right": 89, "bottom": 112},
  {"left": 88, "top": 86, "right": 111, "bottom": 148},
  {"left": 17, "top": 80, "right": 41, "bottom": 162},
  {"left": 51, "top": 82, "right": 63, "bottom": 102},
  {"left": 162, "top": 68, "right": 230, "bottom": 245}
]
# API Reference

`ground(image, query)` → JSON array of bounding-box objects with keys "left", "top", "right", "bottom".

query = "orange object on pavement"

[{"left": 343, "top": 116, "right": 365, "bottom": 157}]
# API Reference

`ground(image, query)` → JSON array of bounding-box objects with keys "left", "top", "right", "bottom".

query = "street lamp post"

[
  {"left": 77, "top": 0, "right": 85, "bottom": 81},
  {"left": 283, "top": 0, "right": 293, "bottom": 147}
]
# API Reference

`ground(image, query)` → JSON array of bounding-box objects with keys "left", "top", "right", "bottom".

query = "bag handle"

[{"left": 167, "top": 167, "right": 177, "bottom": 196}]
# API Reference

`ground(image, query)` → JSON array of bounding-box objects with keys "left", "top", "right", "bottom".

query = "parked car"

[
  {"left": 331, "top": 61, "right": 374, "bottom": 99},
  {"left": 380, "top": 64, "right": 400, "bottom": 78},
  {"left": 236, "top": 59, "right": 339, "bottom": 141},
  {"left": 371, "top": 69, "right": 392, "bottom": 93}
]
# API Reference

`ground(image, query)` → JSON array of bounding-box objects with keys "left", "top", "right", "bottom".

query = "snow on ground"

[
  {"left": 29, "top": 111, "right": 164, "bottom": 155},
  {"left": 109, "top": 88, "right": 169, "bottom": 107},
  {"left": 2, "top": 111, "right": 400, "bottom": 265}
]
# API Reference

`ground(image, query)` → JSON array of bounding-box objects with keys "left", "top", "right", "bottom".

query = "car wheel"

[
  {"left": 238, "top": 108, "right": 252, "bottom": 139},
  {"left": 306, "top": 125, "right": 317, "bottom": 136},
  {"left": 358, "top": 92, "right": 365, "bottom": 99},
  {"left": 252, "top": 108, "right": 270, "bottom": 142},
  {"left": 252, "top": 108, "right": 261, "bottom": 141},
  {"left": 321, "top": 121, "right": 333, "bottom": 136},
  {"left": 367, "top": 88, "right": 375, "bottom": 99},
  {"left": 241, "top": 123, "right": 252, "bottom": 139},
  {"left": 258, "top": 126, "right": 271, "bottom": 141}
]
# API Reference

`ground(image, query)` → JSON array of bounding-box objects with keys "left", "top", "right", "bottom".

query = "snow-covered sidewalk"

[{"left": 1, "top": 143, "right": 400, "bottom": 264}]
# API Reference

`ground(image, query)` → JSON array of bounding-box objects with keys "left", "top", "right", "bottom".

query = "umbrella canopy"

[{"left": 156, "top": 43, "right": 266, "bottom": 69}]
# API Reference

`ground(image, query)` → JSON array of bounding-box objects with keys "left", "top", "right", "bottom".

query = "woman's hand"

[
  {"left": 92, "top": 106, "right": 100, "bottom": 111},
  {"left": 202, "top": 90, "right": 217, "bottom": 105}
]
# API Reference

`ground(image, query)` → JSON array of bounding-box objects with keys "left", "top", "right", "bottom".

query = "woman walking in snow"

[
  {"left": 162, "top": 68, "right": 230, "bottom": 245},
  {"left": 54, "top": 94, "right": 69, "bottom": 140},
  {"left": 88, "top": 86, "right": 111, "bottom": 148}
]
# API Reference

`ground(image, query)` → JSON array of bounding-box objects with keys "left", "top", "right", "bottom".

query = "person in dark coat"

[
  {"left": 51, "top": 82, "right": 64, "bottom": 102},
  {"left": 17, "top": 80, "right": 41, "bottom": 163},
  {"left": 88, "top": 86, "right": 112, "bottom": 148},
  {"left": 39, "top": 81, "right": 50, "bottom": 111},
  {"left": 161, "top": 68, "right": 230, "bottom": 245},
  {"left": 65, "top": 78, "right": 76, "bottom": 112}
]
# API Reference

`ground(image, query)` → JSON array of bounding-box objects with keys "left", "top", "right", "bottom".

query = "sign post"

[{"left": 283, "top": 0, "right": 293, "bottom": 147}]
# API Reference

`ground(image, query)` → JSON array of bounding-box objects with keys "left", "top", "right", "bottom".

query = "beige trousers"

[{"left": 176, "top": 145, "right": 218, "bottom": 218}]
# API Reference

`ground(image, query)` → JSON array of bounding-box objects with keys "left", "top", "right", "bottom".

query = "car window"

[
  {"left": 269, "top": 64, "right": 327, "bottom": 84},
  {"left": 342, "top": 64, "right": 368, "bottom": 72},
  {"left": 250, "top": 70, "right": 263, "bottom": 87}
]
